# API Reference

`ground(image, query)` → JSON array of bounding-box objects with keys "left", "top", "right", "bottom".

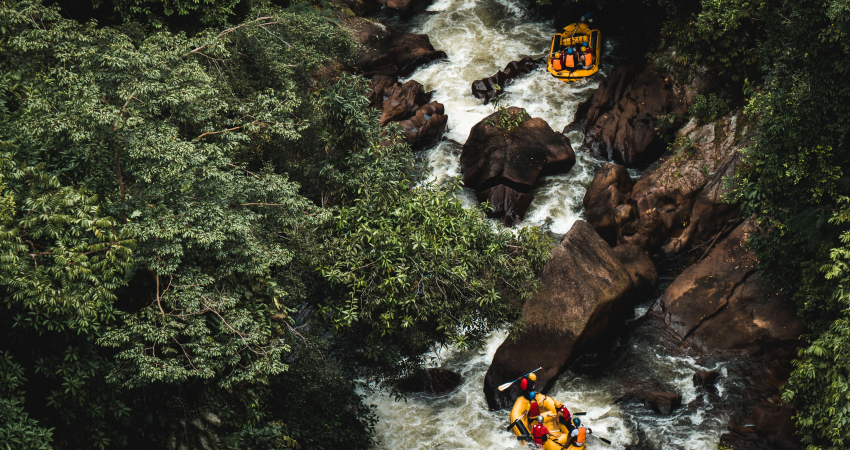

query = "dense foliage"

[
  {"left": 0, "top": 1, "right": 549, "bottom": 449},
  {"left": 657, "top": 0, "right": 850, "bottom": 448}
]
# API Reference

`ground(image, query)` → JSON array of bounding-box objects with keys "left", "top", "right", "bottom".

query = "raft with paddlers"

[
  {"left": 504, "top": 391, "right": 612, "bottom": 449},
  {"left": 546, "top": 22, "right": 601, "bottom": 82}
]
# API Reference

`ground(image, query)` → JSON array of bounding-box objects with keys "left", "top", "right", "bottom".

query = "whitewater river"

[{"left": 364, "top": 1, "right": 751, "bottom": 448}]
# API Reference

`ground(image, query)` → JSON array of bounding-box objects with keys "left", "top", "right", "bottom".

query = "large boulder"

[
  {"left": 752, "top": 402, "right": 801, "bottom": 450},
  {"left": 582, "top": 163, "right": 634, "bottom": 246},
  {"left": 397, "top": 101, "right": 448, "bottom": 149},
  {"left": 651, "top": 217, "right": 803, "bottom": 356},
  {"left": 583, "top": 113, "right": 752, "bottom": 252},
  {"left": 351, "top": 26, "right": 446, "bottom": 78},
  {"left": 375, "top": 0, "right": 432, "bottom": 17},
  {"left": 461, "top": 107, "right": 575, "bottom": 226},
  {"left": 572, "top": 64, "right": 694, "bottom": 166},
  {"left": 397, "top": 368, "right": 462, "bottom": 395},
  {"left": 483, "top": 221, "right": 635, "bottom": 409},
  {"left": 611, "top": 244, "right": 657, "bottom": 296},
  {"left": 617, "top": 390, "right": 683, "bottom": 415},
  {"left": 471, "top": 56, "right": 543, "bottom": 103}
]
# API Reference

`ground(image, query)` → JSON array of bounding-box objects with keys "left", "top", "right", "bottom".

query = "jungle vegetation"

[{"left": 0, "top": 0, "right": 550, "bottom": 448}]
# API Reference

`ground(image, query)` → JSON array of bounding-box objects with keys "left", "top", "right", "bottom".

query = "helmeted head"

[
  {"left": 554, "top": 400, "right": 562, "bottom": 409},
  {"left": 573, "top": 418, "right": 581, "bottom": 427},
  {"left": 537, "top": 415, "right": 545, "bottom": 423},
  {"left": 528, "top": 373, "right": 537, "bottom": 382},
  {"left": 529, "top": 391, "right": 537, "bottom": 400},
  {"left": 567, "top": 48, "right": 574, "bottom": 54},
  {"left": 553, "top": 52, "right": 561, "bottom": 59}
]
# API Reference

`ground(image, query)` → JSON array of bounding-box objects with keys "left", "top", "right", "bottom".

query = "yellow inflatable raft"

[
  {"left": 507, "top": 394, "right": 585, "bottom": 449},
  {"left": 546, "top": 23, "right": 601, "bottom": 82}
]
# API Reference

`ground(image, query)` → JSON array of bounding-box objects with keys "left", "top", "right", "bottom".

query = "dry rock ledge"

[{"left": 483, "top": 220, "right": 654, "bottom": 409}]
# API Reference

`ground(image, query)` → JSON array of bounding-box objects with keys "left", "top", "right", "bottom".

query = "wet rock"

[
  {"left": 386, "top": 33, "right": 446, "bottom": 77},
  {"left": 573, "top": 64, "right": 694, "bottom": 167},
  {"left": 471, "top": 56, "right": 543, "bottom": 103},
  {"left": 582, "top": 163, "right": 634, "bottom": 246},
  {"left": 375, "top": 0, "right": 432, "bottom": 17},
  {"left": 752, "top": 402, "right": 800, "bottom": 450},
  {"left": 611, "top": 244, "right": 657, "bottom": 296},
  {"left": 476, "top": 184, "right": 535, "bottom": 227},
  {"left": 461, "top": 107, "right": 574, "bottom": 225},
  {"left": 368, "top": 75, "right": 399, "bottom": 108},
  {"left": 651, "top": 217, "right": 803, "bottom": 355},
  {"left": 351, "top": 26, "right": 446, "bottom": 78},
  {"left": 693, "top": 370, "right": 722, "bottom": 395},
  {"left": 483, "top": 221, "right": 635, "bottom": 409},
  {"left": 397, "top": 101, "right": 447, "bottom": 149},
  {"left": 618, "top": 390, "right": 682, "bottom": 415},
  {"left": 582, "top": 113, "right": 752, "bottom": 252},
  {"left": 397, "top": 368, "right": 462, "bottom": 394},
  {"left": 380, "top": 79, "right": 426, "bottom": 125}
]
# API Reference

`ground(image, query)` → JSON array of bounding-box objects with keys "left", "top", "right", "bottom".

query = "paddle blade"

[
  {"left": 505, "top": 420, "right": 517, "bottom": 431},
  {"left": 573, "top": 412, "right": 587, "bottom": 416},
  {"left": 497, "top": 381, "right": 515, "bottom": 391},
  {"left": 597, "top": 436, "right": 612, "bottom": 445}
]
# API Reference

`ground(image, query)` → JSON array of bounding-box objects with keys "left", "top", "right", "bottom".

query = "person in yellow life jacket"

[
  {"left": 527, "top": 391, "right": 541, "bottom": 421},
  {"left": 568, "top": 418, "right": 592, "bottom": 447},
  {"left": 531, "top": 415, "right": 550, "bottom": 445},
  {"left": 581, "top": 48, "right": 593, "bottom": 70}
]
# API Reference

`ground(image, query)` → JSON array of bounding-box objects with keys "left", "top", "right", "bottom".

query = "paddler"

[
  {"left": 531, "top": 415, "right": 550, "bottom": 445},
  {"left": 554, "top": 400, "right": 575, "bottom": 432},
  {"left": 520, "top": 372, "right": 537, "bottom": 399},
  {"left": 527, "top": 391, "right": 541, "bottom": 422},
  {"left": 567, "top": 418, "right": 592, "bottom": 447}
]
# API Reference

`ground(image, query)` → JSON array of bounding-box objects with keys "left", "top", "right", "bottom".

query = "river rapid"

[{"left": 364, "top": 1, "right": 753, "bottom": 448}]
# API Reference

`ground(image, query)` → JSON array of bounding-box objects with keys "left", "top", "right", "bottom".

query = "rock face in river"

[
  {"left": 352, "top": 26, "right": 447, "bottom": 78},
  {"left": 369, "top": 77, "right": 448, "bottom": 148},
  {"left": 461, "top": 107, "right": 574, "bottom": 226},
  {"left": 570, "top": 64, "right": 695, "bottom": 167},
  {"left": 471, "top": 56, "right": 543, "bottom": 103},
  {"left": 483, "top": 221, "right": 635, "bottom": 409},
  {"left": 582, "top": 113, "right": 751, "bottom": 252},
  {"left": 651, "top": 217, "right": 803, "bottom": 355}
]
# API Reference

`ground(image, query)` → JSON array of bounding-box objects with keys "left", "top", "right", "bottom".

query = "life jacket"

[
  {"left": 560, "top": 406, "right": 571, "bottom": 423},
  {"left": 528, "top": 400, "right": 540, "bottom": 419},
  {"left": 576, "top": 426, "right": 587, "bottom": 446},
  {"left": 520, "top": 377, "right": 528, "bottom": 391},
  {"left": 583, "top": 52, "right": 593, "bottom": 67},
  {"left": 532, "top": 423, "right": 548, "bottom": 444},
  {"left": 552, "top": 58, "right": 563, "bottom": 71},
  {"left": 565, "top": 54, "right": 575, "bottom": 68}
]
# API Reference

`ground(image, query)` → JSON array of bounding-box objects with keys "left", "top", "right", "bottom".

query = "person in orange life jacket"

[
  {"left": 520, "top": 372, "right": 537, "bottom": 399},
  {"left": 553, "top": 400, "right": 575, "bottom": 432},
  {"left": 564, "top": 48, "right": 577, "bottom": 71},
  {"left": 568, "top": 418, "right": 592, "bottom": 447},
  {"left": 581, "top": 48, "right": 593, "bottom": 70},
  {"left": 531, "top": 415, "right": 550, "bottom": 445},
  {"left": 527, "top": 391, "right": 541, "bottom": 422},
  {"left": 550, "top": 52, "right": 565, "bottom": 71}
]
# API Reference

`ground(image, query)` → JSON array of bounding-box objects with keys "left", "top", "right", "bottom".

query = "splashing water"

[{"left": 366, "top": 1, "right": 743, "bottom": 448}]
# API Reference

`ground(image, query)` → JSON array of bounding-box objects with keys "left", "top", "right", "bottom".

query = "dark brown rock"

[
  {"left": 476, "top": 184, "right": 535, "bottom": 227},
  {"left": 611, "top": 244, "right": 657, "bottom": 296},
  {"left": 386, "top": 33, "right": 446, "bottom": 77},
  {"left": 582, "top": 163, "right": 634, "bottom": 246},
  {"left": 380, "top": 80, "right": 425, "bottom": 125},
  {"left": 752, "top": 402, "right": 800, "bottom": 450},
  {"left": 398, "top": 368, "right": 462, "bottom": 395},
  {"left": 582, "top": 113, "right": 753, "bottom": 252},
  {"left": 651, "top": 217, "right": 803, "bottom": 355},
  {"left": 397, "top": 101, "right": 447, "bottom": 148},
  {"left": 618, "top": 390, "right": 682, "bottom": 415},
  {"left": 376, "top": 0, "right": 432, "bottom": 17},
  {"left": 483, "top": 221, "right": 634, "bottom": 409},
  {"left": 471, "top": 56, "right": 543, "bottom": 103},
  {"left": 693, "top": 370, "right": 722, "bottom": 394},
  {"left": 461, "top": 107, "right": 575, "bottom": 192},
  {"left": 576, "top": 64, "right": 693, "bottom": 167}
]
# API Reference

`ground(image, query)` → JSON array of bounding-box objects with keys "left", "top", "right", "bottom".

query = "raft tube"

[
  {"left": 508, "top": 394, "right": 585, "bottom": 449},
  {"left": 546, "top": 23, "right": 601, "bottom": 82}
]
